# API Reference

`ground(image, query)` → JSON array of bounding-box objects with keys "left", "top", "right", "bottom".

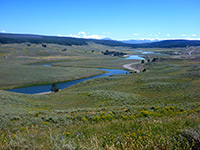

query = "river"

[
  {"left": 125, "top": 49, "right": 161, "bottom": 60},
  {"left": 7, "top": 68, "right": 128, "bottom": 94},
  {"left": 7, "top": 49, "right": 159, "bottom": 94}
]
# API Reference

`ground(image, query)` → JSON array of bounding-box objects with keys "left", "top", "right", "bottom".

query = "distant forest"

[
  {"left": 1, "top": 33, "right": 200, "bottom": 48},
  {"left": 0, "top": 33, "right": 87, "bottom": 46}
]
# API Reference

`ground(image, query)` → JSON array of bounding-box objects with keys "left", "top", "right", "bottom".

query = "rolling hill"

[{"left": 1, "top": 33, "right": 200, "bottom": 48}]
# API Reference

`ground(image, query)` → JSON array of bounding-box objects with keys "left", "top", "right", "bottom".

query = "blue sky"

[{"left": 0, "top": 0, "right": 200, "bottom": 40}]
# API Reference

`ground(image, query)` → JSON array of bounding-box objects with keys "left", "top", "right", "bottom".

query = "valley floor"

[{"left": 0, "top": 43, "right": 200, "bottom": 149}]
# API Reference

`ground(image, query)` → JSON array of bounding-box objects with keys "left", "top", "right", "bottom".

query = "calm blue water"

[
  {"left": 125, "top": 55, "right": 145, "bottom": 60},
  {"left": 134, "top": 49, "right": 160, "bottom": 54},
  {"left": 125, "top": 49, "right": 161, "bottom": 60},
  {"left": 7, "top": 68, "right": 128, "bottom": 94},
  {"left": 42, "top": 64, "right": 51, "bottom": 67}
]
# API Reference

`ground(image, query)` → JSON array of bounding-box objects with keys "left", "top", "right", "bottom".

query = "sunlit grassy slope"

[{"left": 0, "top": 42, "right": 200, "bottom": 149}]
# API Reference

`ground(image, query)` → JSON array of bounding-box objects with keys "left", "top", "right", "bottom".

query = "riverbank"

[
  {"left": 123, "top": 62, "right": 140, "bottom": 73},
  {"left": 7, "top": 68, "right": 128, "bottom": 94}
]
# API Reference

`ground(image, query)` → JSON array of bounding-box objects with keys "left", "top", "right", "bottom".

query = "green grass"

[
  {"left": 0, "top": 43, "right": 200, "bottom": 149},
  {"left": 51, "top": 58, "right": 139, "bottom": 69},
  {"left": 0, "top": 43, "right": 142, "bottom": 89},
  {"left": 0, "top": 64, "right": 105, "bottom": 89}
]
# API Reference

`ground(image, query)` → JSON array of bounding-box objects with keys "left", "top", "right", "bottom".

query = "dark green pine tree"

[{"left": 51, "top": 83, "right": 59, "bottom": 92}]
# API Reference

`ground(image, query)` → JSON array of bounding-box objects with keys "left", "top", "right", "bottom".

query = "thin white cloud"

[
  {"left": 133, "top": 33, "right": 140, "bottom": 36},
  {"left": 103, "top": 32, "right": 111, "bottom": 35},
  {"left": 57, "top": 34, "right": 63, "bottom": 37},
  {"left": 158, "top": 32, "right": 161, "bottom": 34},
  {"left": 192, "top": 34, "right": 196, "bottom": 37},
  {"left": 67, "top": 32, "right": 106, "bottom": 39},
  {"left": 1, "top": 30, "right": 6, "bottom": 33},
  {"left": 135, "top": 38, "right": 160, "bottom": 41},
  {"left": 78, "top": 31, "right": 86, "bottom": 35},
  {"left": 118, "top": 37, "right": 200, "bottom": 41},
  {"left": 68, "top": 34, "right": 80, "bottom": 38},
  {"left": 118, "top": 37, "right": 161, "bottom": 41},
  {"left": 167, "top": 37, "right": 200, "bottom": 40},
  {"left": 181, "top": 34, "right": 187, "bottom": 37},
  {"left": 83, "top": 34, "right": 105, "bottom": 39},
  {"left": 64, "top": 31, "right": 200, "bottom": 41}
]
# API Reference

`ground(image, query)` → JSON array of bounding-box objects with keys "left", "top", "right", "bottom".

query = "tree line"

[{"left": 102, "top": 50, "right": 127, "bottom": 56}]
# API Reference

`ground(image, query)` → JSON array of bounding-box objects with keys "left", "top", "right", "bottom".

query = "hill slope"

[
  {"left": 131, "top": 39, "right": 200, "bottom": 48},
  {"left": 0, "top": 33, "right": 130, "bottom": 47},
  {"left": 1, "top": 33, "right": 200, "bottom": 48}
]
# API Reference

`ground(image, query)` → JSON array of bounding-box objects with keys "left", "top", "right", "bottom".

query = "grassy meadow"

[
  {"left": 0, "top": 43, "right": 200, "bottom": 149},
  {"left": 0, "top": 43, "right": 131, "bottom": 89},
  {"left": 0, "top": 64, "right": 105, "bottom": 90}
]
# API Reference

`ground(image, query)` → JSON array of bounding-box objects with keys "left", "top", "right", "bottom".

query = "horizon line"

[{"left": 1, "top": 32, "right": 200, "bottom": 41}]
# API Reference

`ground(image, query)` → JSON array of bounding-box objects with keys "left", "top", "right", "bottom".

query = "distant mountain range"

[
  {"left": 102, "top": 38, "right": 159, "bottom": 44},
  {"left": 120, "top": 39, "right": 160, "bottom": 44},
  {"left": 133, "top": 40, "right": 200, "bottom": 48},
  {"left": 1, "top": 33, "right": 200, "bottom": 48}
]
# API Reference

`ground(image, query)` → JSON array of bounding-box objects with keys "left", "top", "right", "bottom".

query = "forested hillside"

[{"left": 1, "top": 33, "right": 200, "bottom": 48}]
